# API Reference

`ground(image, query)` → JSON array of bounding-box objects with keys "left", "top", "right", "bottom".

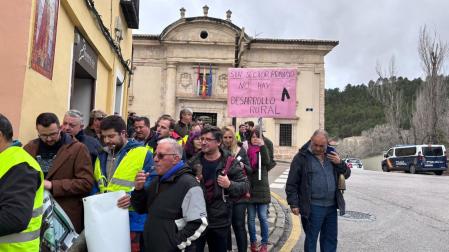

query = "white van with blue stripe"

[{"left": 381, "top": 144, "right": 447, "bottom": 175}]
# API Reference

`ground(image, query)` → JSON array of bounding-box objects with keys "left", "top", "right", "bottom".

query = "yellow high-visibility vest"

[
  {"left": 145, "top": 144, "right": 154, "bottom": 154},
  {"left": 182, "top": 135, "right": 189, "bottom": 145},
  {"left": 94, "top": 147, "right": 147, "bottom": 193},
  {"left": 0, "top": 146, "right": 44, "bottom": 252}
]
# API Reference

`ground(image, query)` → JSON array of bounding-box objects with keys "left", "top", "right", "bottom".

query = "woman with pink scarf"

[{"left": 246, "top": 129, "right": 272, "bottom": 252}]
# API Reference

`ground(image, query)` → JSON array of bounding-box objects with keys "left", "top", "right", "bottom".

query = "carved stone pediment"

[{"left": 164, "top": 23, "right": 236, "bottom": 44}]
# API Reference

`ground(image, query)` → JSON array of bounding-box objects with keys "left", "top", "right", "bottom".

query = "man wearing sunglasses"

[
  {"left": 131, "top": 138, "right": 207, "bottom": 251},
  {"left": 186, "top": 126, "right": 249, "bottom": 252},
  {"left": 85, "top": 109, "right": 107, "bottom": 142},
  {"left": 24, "top": 112, "right": 94, "bottom": 233},
  {"left": 93, "top": 115, "right": 154, "bottom": 252}
]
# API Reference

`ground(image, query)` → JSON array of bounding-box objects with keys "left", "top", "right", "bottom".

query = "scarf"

[
  {"left": 247, "top": 144, "right": 260, "bottom": 171},
  {"left": 160, "top": 160, "right": 185, "bottom": 182}
]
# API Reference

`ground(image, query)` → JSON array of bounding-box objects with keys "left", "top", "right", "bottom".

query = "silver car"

[{"left": 344, "top": 158, "right": 364, "bottom": 169}]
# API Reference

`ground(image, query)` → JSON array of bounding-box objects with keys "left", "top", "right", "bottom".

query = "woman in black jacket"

[{"left": 246, "top": 129, "right": 272, "bottom": 252}]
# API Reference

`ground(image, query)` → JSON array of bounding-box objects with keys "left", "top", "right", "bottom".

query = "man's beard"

[{"left": 110, "top": 139, "right": 124, "bottom": 152}]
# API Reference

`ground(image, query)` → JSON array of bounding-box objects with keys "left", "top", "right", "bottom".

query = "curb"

[
  {"left": 274, "top": 159, "right": 291, "bottom": 164},
  {"left": 270, "top": 192, "right": 302, "bottom": 252},
  {"left": 267, "top": 195, "right": 286, "bottom": 251}
]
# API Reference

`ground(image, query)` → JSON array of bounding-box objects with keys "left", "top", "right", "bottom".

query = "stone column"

[{"left": 165, "top": 64, "right": 177, "bottom": 117}]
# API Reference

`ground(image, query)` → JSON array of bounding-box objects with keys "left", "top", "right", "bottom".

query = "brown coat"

[{"left": 24, "top": 134, "right": 94, "bottom": 233}]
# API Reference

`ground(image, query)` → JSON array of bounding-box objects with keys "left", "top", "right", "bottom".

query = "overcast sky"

[{"left": 135, "top": 0, "right": 449, "bottom": 89}]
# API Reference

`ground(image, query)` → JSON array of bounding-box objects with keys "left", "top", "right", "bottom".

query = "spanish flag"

[{"left": 201, "top": 66, "right": 207, "bottom": 97}]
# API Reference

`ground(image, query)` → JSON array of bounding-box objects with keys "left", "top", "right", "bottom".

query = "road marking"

[
  {"left": 271, "top": 192, "right": 301, "bottom": 252},
  {"left": 274, "top": 178, "right": 288, "bottom": 183},
  {"left": 271, "top": 167, "right": 290, "bottom": 190},
  {"left": 270, "top": 183, "right": 285, "bottom": 189}
]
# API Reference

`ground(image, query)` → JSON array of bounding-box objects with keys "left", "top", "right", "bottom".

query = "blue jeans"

[
  {"left": 301, "top": 205, "right": 338, "bottom": 252},
  {"left": 247, "top": 203, "right": 269, "bottom": 244}
]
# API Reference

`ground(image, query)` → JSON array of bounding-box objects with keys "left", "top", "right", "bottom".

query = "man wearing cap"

[
  {"left": 85, "top": 109, "right": 107, "bottom": 142},
  {"left": 0, "top": 114, "right": 44, "bottom": 252},
  {"left": 174, "top": 108, "right": 193, "bottom": 140},
  {"left": 61, "top": 109, "right": 102, "bottom": 164}
]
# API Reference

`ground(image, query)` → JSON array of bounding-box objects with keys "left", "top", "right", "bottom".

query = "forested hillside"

[{"left": 325, "top": 77, "right": 423, "bottom": 139}]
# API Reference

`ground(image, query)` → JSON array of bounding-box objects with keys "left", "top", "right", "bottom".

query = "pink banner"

[{"left": 227, "top": 68, "right": 297, "bottom": 118}]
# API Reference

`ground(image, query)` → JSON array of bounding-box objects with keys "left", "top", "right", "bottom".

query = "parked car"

[
  {"left": 344, "top": 158, "right": 364, "bottom": 169},
  {"left": 381, "top": 144, "right": 447, "bottom": 175}
]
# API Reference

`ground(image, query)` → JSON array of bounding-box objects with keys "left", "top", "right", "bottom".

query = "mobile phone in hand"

[{"left": 326, "top": 146, "right": 336, "bottom": 154}]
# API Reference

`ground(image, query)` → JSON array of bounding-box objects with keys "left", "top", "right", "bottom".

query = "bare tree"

[
  {"left": 336, "top": 124, "right": 408, "bottom": 159},
  {"left": 368, "top": 56, "right": 406, "bottom": 144},
  {"left": 411, "top": 26, "right": 449, "bottom": 143}
]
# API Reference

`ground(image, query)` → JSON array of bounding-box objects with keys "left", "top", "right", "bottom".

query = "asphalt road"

[{"left": 269, "top": 161, "right": 449, "bottom": 252}]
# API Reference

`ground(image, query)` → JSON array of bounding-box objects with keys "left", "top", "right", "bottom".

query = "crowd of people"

[
  {"left": 1, "top": 107, "right": 351, "bottom": 252},
  {"left": 0, "top": 108, "right": 277, "bottom": 252}
]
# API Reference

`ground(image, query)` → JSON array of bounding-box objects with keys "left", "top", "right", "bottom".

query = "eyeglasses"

[
  {"left": 95, "top": 117, "right": 104, "bottom": 121},
  {"left": 38, "top": 131, "right": 60, "bottom": 140},
  {"left": 154, "top": 152, "right": 177, "bottom": 159},
  {"left": 200, "top": 137, "right": 217, "bottom": 143}
]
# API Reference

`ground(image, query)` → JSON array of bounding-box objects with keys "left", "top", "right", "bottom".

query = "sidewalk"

[{"left": 225, "top": 195, "right": 288, "bottom": 252}]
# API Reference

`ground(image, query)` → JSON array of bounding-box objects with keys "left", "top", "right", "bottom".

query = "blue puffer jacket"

[{"left": 94, "top": 139, "right": 156, "bottom": 232}]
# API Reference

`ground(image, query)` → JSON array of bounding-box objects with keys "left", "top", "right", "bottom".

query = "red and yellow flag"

[{"left": 201, "top": 66, "right": 207, "bottom": 96}]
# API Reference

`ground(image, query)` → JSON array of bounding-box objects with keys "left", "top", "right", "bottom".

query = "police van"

[{"left": 381, "top": 144, "right": 447, "bottom": 175}]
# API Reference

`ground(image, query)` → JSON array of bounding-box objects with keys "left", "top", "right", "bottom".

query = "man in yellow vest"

[
  {"left": 93, "top": 115, "right": 154, "bottom": 252},
  {"left": 0, "top": 114, "right": 44, "bottom": 252}
]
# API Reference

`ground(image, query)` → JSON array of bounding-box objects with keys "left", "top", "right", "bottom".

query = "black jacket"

[
  {"left": 285, "top": 142, "right": 351, "bottom": 218},
  {"left": 248, "top": 145, "right": 273, "bottom": 204},
  {"left": 131, "top": 165, "right": 207, "bottom": 252},
  {"left": 186, "top": 149, "right": 249, "bottom": 228},
  {"left": 0, "top": 163, "right": 41, "bottom": 236},
  {"left": 75, "top": 130, "right": 102, "bottom": 164},
  {"left": 174, "top": 121, "right": 190, "bottom": 138},
  {"left": 263, "top": 136, "right": 277, "bottom": 170}
]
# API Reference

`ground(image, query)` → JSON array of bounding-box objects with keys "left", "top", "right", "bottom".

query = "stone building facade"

[{"left": 130, "top": 7, "right": 337, "bottom": 160}]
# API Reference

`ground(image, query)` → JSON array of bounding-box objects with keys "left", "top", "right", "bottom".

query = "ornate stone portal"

[{"left": 130, "top": 8, "right": 337, "bottom": 160}]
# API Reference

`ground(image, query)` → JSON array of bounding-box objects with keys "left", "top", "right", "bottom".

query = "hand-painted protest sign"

[{"left": 227, "top": 68, "right": 297, "bottom": 118}]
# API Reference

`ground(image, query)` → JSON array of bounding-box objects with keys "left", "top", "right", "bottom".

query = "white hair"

[
  {"left": 66, "top": 109, "right": 84, "bottom": 125},
  {"left": 311, "top": 129, "right": 329, "bottom": 140},
  {"left": 158, "top": 138, "right": 183, "bottom": 158}
]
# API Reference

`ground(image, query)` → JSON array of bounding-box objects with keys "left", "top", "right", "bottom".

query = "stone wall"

[{"left": 274, "top": 146, "right": 298, "bottom": 162}]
